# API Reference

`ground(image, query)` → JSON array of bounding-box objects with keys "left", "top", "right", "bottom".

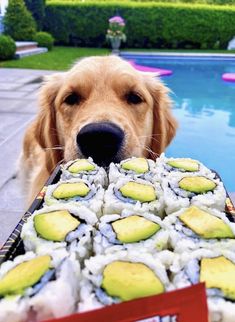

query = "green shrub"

[
  {"left": 44, "top": 1, "right": 235, "bottom": 49},
  {"left": 24, "top": 0, "right": 45, "bottom": 30},
  {"left": 0, "top": 35, "right": 16, "bottom": 61},
  {"left": 213, "top": 40, "right": 220, "bottom": 49},
  {"left": 4, "top": 0, "right": 36, "bottom": 41},
  {"left": 34, "top": 31, "right": 54, "bottom": 50}
]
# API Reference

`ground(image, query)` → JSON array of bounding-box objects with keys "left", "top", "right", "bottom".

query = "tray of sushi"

[{"left": 0, "top": 154, "right": 234, "bottom": 322}]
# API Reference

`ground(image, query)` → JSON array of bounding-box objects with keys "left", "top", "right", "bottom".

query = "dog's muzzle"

[{"left": 76, "top": 122, "right": 124, "bottom": 166}]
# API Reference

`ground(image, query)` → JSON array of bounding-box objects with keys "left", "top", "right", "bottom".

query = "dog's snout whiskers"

[{"left": 44, "top": 146, "right": 65, "bottom": 151}]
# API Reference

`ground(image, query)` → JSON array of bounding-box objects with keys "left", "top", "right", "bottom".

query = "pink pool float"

[
  {"left": 128, "top": 60, "right": 173, "bottom": 77},
  {"left": 222, "top": 73, "right": 235, "bottom": 82}
]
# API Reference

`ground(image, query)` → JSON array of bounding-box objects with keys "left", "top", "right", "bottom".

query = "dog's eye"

[
  {"left": 64, "top": 92, "right": 80, "bottom": 105},
  {"left": 126, "top": 92, "right": 143, "bottom": 105}
]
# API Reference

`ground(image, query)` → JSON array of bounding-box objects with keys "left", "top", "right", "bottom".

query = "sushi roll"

[
  {"left": 164, "top": 205, "right": 235, "bottom": 253},
  {"left": 109, "top": 157, "right": 156, "bottom": 183},
  {"left": 171, "top": 249, "right": 235, "bottom": 322},
  {"left": 93, "top": 209, "right": 170, "bottom": 255},
  {"left": 162, "top": 172, "right": 226, "bottom": 214},
  {"left": 21, "top": 204, "right": 97, "bottom": 261},
  {"left": 61, "top": 158, "right": 107, "bottom": 187},
  {"left": 0, "top": 252, "right": 80, "bottom": 322},
  {"left": 44, "top": 178, "right": 104, "bottom": 217},
  {"left": 79, "top": 251, "right": 173, "bottom": 312},
  {"left": 155, "top": 154, "right": 215, "bottom": 179},
  {"left": 103, "top": 178, "right": 164, "bottom": 217}
]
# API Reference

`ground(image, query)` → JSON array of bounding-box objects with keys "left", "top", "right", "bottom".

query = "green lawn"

[
  {"left": 0, "top": 47, "right": 111, "bottom": 71},
  {"left": 1, "top": 46, "right": 235, "bottom": 71}
]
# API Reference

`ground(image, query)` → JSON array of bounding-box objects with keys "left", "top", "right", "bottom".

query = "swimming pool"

[{"left": 122, "top": 53, "right": 235, "bottom": 191}]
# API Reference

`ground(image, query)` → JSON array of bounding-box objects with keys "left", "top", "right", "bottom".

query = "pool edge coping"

[{"left": 121, "top": 51, "right": 235, "bottom": 59}]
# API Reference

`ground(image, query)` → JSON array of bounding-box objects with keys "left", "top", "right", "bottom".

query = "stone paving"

[
  {"left": 0, "top": 67, "right": 234, "bottom": 247},
  {"left": 0, "top": 68, "right": 53, "bottom": 245}
]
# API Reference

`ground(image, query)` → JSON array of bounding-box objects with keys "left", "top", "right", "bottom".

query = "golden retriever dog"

[{"left": 20, "top": 55, "right": 177, "bottom": 205}]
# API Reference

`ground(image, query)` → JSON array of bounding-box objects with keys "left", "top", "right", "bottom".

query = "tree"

[
  {"left": 24, "top": 0, "right": 45, "bottom": 31},
  {"left": 3, "top": 0, "right": 36, "bottom": 41}
]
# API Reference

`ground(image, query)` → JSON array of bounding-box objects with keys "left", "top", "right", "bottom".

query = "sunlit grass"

[{"left": 0, "top": 47, "right": 110, "bottom": 70}]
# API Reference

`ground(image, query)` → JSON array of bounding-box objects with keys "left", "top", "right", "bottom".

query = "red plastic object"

[
  {"left": 45, "top": 283, "right": 208, "bottom": 322},
  {"left": 128, "top": 60, "right": 173, "bottom": 76},
  {"left": 222, "top": 73, "right": 235, "bottom": 82}
]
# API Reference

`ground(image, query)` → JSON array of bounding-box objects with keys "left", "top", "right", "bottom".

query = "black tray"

[
  {"left": 0, "top": 165, "right": 61, "bottom": 264},
  {"left": 0, "top": 166, "right": 234, "bottom": 265}
]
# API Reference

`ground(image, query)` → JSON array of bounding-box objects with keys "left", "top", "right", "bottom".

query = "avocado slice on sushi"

[
  {"left": 167, "top": 159, "right": 199, "bottom": 172},
  {"left": 34, "top": 210, "right": 80, "bottom": 242},
  {"left": 179, "top": 206, "right": 234, "bottom": 239},
  {"left": 52, "top": 182, "right": 90, "bottom": 199},
  {"left": 68, "top": 159, "right": 95, "bottom": 173},
  {"left": 0, "top": 255, "right": 51, "bottom": 296},
  {"left": 121, "top": 158, "right": 149, "bottom": 174},
  {"left": 112, "top": 215, "right": 160, "bottom": 243},
  {"left": 102, "top": 261, "right": 164, "bottom": 301},
  {"left": 200, "top": 256, "right": 235, "bottom": 300},
  {"left": 179, "top": 176, "right": 216, "bottom": 194},
  {"left": 119, "top": 182, "right": 156, "bottom": 202}
]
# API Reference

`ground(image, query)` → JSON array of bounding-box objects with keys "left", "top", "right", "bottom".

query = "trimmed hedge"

[
  {"left": 0, "top": 35, "right": 16, "bottom": 60},
  {"left": 4, "top": 0, "right": 36, "bottom": 41},
  {"left": 44, "top": 1, "right": 235, "bottom": 49},
  {"left": 34, "top": 31, "right": 54, "bottom": 50},
  {"left": 24, "top": 0, "right": 46, "bottom": 30}
]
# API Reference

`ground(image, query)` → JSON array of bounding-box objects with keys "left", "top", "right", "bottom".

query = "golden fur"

[{"left": 20, "top": 55, "right": 177, "bottom": 205}]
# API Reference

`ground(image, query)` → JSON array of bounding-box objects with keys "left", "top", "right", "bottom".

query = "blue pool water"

[{"left": 123, "top": 54, "right": 235, "bottom": 191}]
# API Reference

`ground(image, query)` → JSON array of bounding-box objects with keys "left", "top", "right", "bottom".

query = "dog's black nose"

[{"left": 77, "top": 122, "right": 124, "bottom": 166}]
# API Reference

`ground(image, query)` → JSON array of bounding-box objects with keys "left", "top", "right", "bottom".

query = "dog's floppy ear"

[
  {"left": 147, "top": 77, "right": 178, "bottom": 159},
  {"left": 34, "top": 73, "right": 64, "bottom": 173}
]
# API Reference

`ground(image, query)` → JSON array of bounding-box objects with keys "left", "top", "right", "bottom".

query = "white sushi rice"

[
  {"left": 155, "top": 153, "right": 215, "bottom": 181},
  {"left": 208, "top": 297, "right": 235, "bottom": 322},
  {"left": 93, "top": 209, "right": 170, "bottom": 255},
  {"left": 170, "top": 248, "right": 235, "bottom": 322},
  {"left": 29, "top": 252, "right": 80, "bottom": 321},
  {"left": 79, "top": 250, "right": 173, "bottom": 312},
  {"left": 44, "top": 178, "right": 104, "bottom": 217},
  {"left": 21, "top": 204, "right": 97, "bottom": 261},
  {"left": 61, "top": 157, "right": 108, "bottom": 187},
  {"left": 153, "top": 250, "right": 176, "bottom": 270},
  {"left": 0, "top": 297, "right": 28, "bottom": 322},
  {"left": 108, "top": 157, "right": 156, "bottom": 183},
  {"left": 164, "top": 206, "right": 235, "bottom": 253},
  {"left": 162, "top": 172, "right": 226, "bottom": 214},
  {"left": 0, "top": 252, "right": 80, "bottom": 322},
  {"left": 103, "top": 177, "right": 165, "bottom": 217}
]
